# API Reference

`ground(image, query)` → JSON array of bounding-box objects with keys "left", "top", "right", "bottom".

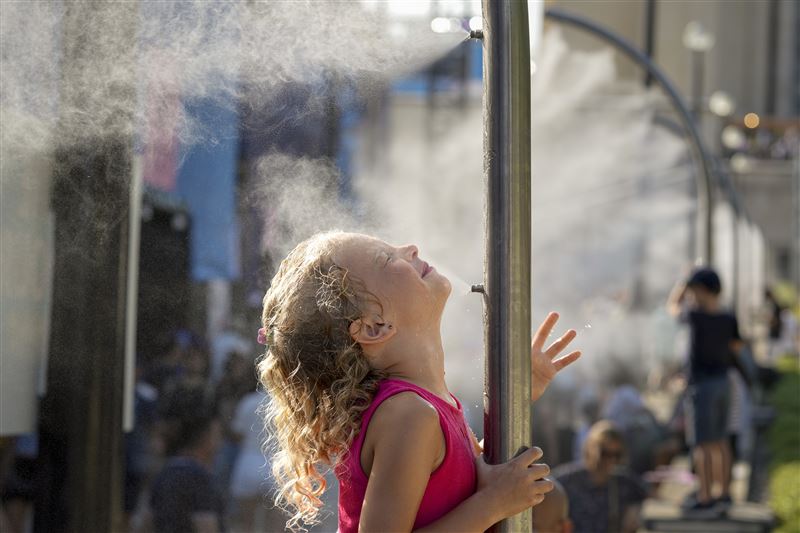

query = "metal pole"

[
  {"left": 690, "top": 50, "right": 704, "bottom": 120},
  {"left": 643, "top": 0, "right": 656, "bottom": 87},
  {"left": 690, "top": 49, "right": 714, "bottom": 263},
  {"left": 732, "top": 211, "right": 740, "bottom": 313},
  {"left": 123, "top": 153, "right": 144, "bottom": 432},
  {"left": 36, "top": 3, "right": 136, "bottom": 531},
  {"left": 481, "top": 1, "right": 532, "bottom": 531}
]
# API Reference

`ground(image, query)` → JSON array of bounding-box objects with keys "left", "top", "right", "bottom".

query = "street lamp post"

[
  {"left": 708, "top": 90, "right": 741, "bottom": 311},
  {"left": 683, "top": 21, "right": 716, "bottom": 264}
]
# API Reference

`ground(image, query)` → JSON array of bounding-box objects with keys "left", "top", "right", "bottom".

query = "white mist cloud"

[
  {"left": 1, "top": 0, "right": 466, "bottom": 153},
  {"left": 247, "top": 151, "right": 367, "bottom": 259}
]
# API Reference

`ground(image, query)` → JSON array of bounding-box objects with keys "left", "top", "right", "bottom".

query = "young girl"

[{"left": 257, "top": 231, "right": 581, "bottom": 531}]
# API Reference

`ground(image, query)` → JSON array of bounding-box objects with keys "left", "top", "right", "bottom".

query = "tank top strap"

[{"left": 349, "top": 378, "right": 461, "bottom": 465}]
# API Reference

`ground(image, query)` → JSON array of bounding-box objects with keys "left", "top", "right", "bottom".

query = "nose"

[{"left": 402, "top": 244, "right": 418, "bottom": 261}]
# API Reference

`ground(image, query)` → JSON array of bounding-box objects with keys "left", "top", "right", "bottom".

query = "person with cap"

[{"left": 667, "top": 267, "right": 748, "bottom": 517}]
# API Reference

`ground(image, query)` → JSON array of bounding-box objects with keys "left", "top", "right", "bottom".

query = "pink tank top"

[{"left": 335, "top": 379, "right": 477, "bottom": 532}]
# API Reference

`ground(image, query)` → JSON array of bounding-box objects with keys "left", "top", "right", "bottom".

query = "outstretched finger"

[
  {"left": 553, "top": 350, "right": 581, "bottom": 371},
  {"left": 544, "top": 329, "right": 577, "bottom": 359},
  {"left": 531, "top": 312, "right": 559, "bottom": 352}
]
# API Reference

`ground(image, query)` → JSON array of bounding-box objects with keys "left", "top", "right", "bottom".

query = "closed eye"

[{"left": 380, "top": 251, "right": 392, "bottom": 268}]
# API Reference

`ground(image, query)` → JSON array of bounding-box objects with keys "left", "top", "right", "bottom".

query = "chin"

[{"left": 434, "top": 272, "right": 452, "bottom": 299}]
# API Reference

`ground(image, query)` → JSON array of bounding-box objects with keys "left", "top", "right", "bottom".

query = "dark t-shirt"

[
  {"left": 150, "top": 457, "right": 225, "bottom": 533},
  {"left": 683, "top": 310, "right": 741, "bottom": 382},
  {"left": 553, "top": 462, "right": 647, "bottom": 533}
]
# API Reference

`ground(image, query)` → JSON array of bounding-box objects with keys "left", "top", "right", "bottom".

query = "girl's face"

[{"left": 335, "top": 234, "right": 451, "bottom": 330}]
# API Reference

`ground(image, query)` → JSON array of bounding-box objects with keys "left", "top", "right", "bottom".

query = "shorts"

[{"left": 685, "top": 375, "right": 730, "bottom": 446}]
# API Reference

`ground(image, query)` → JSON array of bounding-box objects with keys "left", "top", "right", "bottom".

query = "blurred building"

[{"left": 550, "top": 0, "right": 799, "bottom": 287}]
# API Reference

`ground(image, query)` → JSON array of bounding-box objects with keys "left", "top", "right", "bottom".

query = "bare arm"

[
  {"left": 729, "top": 339, "right": 754, "bottom": 387},
  {"left": 667, "top": 280, "right": 688, "bottom": 317},
  {"left": 359, "top": 395, "right": 552, "bottom": 533},
  {"left": 417, "top": 447, "right": 553, "bottom": 533},
  {"left": 359, "top": 394, "right": 444, "bottom": 532}
]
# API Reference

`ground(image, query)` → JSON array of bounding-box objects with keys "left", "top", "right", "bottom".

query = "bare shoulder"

[
  {"left": 371, "top": 391, "right": 440, "bottom": 430},
  {"left": 361, "top": 391, "right": 444, "bottom": 476}
]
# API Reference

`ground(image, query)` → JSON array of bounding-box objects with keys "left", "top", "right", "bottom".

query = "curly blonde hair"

[{"left": 257, "top": 232, "right": 385, "bottom": 530}]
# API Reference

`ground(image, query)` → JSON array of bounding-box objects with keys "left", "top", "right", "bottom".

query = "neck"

[
  {"left": 589, "top": 469, "right": 609, "bottom": 486},
  {"left": 700, "top": 300, "right": 720, "bottom": 312},
  {"left": 371, "top": 324, "right": 450, "bottom": 400}
]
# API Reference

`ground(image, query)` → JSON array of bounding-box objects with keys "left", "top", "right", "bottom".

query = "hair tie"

[{"left": 257, "top": 327, "right": 268, "bottom": 346}]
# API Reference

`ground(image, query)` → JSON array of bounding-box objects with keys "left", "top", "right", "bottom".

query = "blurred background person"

[
  {"left": 0, "top": 433, "right": 38, "bottom": 533},
  {"left": 764, "top": 288, "right": 800, "bottom": 360},
  {"left": 553, "top": 420, "right": 647, "bottom": 533},
  {"left": 213, "top": 350, "right": 257, "bottom": 502},
  {"left": 765, "top": 288, "right": 784, "bottom": 359},
  {"left": 571, "top": 387, "right": 601, "bottom": 464},
  {"left": 228, "top": 377, "right": 283, "bottom": 532},
  {"left": 668, "top": 268, "right": 748, "bottom": 515},
  {"left": 150, "top": 383, "right": 225, "bottom": 533},
  {"left": 124, "top": 364, "right": 160, "bottom": 529},
  {"left": 145, "top": 330, "right": 195, "bottom": 396},
  {"left": 532, "top": 477, "right": 572, "bottom": 533},
  {"left": 209, "top": 323, "right": 251, "bottom": 385},
  {"left": 602, "top": 384, "right": 680, "bottom": 477}
]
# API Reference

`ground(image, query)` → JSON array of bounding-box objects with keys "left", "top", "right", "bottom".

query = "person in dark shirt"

[
  {"left": 553, "top": 421, "right": 647, "bottom": 533},
  {"left": 150, "top": 383, "right": 225, "bottom": 533},
  {"left": 765, "top": 288, "right": 783, "bottom": 341},
  {"left": 667, "top": 267, "right": 746, "bottom": 516}
]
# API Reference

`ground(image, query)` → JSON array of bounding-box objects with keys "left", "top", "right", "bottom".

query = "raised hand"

[{"left": 531, "top": 312, "right": 581, "bottom": 402}]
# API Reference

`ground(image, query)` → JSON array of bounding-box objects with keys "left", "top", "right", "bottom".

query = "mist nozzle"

[
  {"left": 471, "top": 283, "right": 485, "bottom": 294},
  {"left": 468, "top": 29, "right": 484, "bottom": 40}
]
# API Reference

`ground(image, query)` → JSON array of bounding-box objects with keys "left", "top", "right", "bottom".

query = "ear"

[{"left": 349, "top": 317, "right": 397, "bottom": 345}]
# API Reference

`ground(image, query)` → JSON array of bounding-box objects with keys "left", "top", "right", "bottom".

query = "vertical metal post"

[
  {"left": 690, "top": 51, "right": 705, "bottom": 120},
  {"left": 690, "top": 49, "right": 714, "bottom": 263},
  {"left": 643, "top": 0, "right": 657, "bottom": 87},
  {"left": 481, "top": 1, "right": 532, "bottom": 531},
  {"left": 35, "top": 2, "right": 136, "bottom": 531},
  {"left": 732, "top": 211, "right": 740, "bottom": 313},
  {"left": 123, "top": 154, "right": 144, "bottom": 432}
]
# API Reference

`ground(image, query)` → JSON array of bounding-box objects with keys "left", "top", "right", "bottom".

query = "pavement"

[{"left": 641, "top": 457, "right": 776, "bottom": 533}]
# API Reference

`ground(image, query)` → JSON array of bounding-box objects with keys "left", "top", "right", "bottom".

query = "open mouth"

[{"left": 421, "top": 262, "right": 433, "bottom": 278}]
